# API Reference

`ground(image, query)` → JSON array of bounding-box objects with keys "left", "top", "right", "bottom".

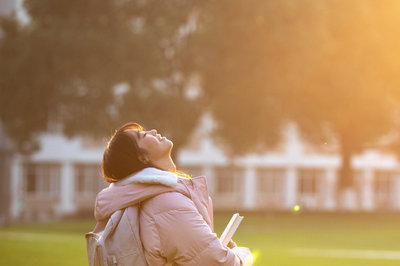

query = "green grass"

[
  {"left": 215, "top": 212, "right": 400, "bottom": 266},
  {"left": 0, "top": 220, "right": 95, "bottom": 266},
  {"left": 1, "top": 213, "right": 400, "bottom": 265}
]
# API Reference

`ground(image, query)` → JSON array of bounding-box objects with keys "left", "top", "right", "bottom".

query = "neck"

[{"left": 152, "top": 155, "right": 176, "bottom": 172}]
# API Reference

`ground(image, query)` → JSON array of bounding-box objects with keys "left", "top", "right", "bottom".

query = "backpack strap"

[
  {"left": 86, "top": 207, "right": 147, "bottom": 266},
  {"left": 99, "top": 209, "right": 125, "bottom": 243},
  {"left": 86, "top": 209, "right": 125, "bottom": 266}
]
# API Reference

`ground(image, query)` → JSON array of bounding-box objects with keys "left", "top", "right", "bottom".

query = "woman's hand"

[
  {"left": 227, "top": 239, "right": 237, "bottom": 249},
  {"left": 231, "top": 246, "right": 253, "bottom": 266}
]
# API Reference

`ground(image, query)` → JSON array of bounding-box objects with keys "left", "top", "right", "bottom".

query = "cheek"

[
  {"left": 138, "top": 139, "right": 155, "bottom": 153},
  {"left": 155, "top": 141, "right": 173, "bottom": 157},
  {"left": 142, "top": 139, "right": 169, "bottom": 156}
]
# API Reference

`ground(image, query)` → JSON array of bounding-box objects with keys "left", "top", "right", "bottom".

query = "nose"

[{"left": 148, "top": 129, "right": 157, "bottom": 135}]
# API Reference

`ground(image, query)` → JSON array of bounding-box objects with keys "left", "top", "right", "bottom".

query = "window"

[
  {"left": 75, "top": 164, "right": 105, "bottom": 195},
  {"left": 374, "top": 171, "right": 392, "bottom": 195},
  {"left": 256, "top": 168, "right": 285, "bottom": 209},
  {"left": 214, "top": 166, "right": 244, "bottom": 195},
  {"left": 374, "top": 170, "right": 396, "bottom": 209},
  {"left": 23, "top": 163, "right": 60, "bottom": 196},
  {"left": 257, "top": 168, "right": 285, "bottom": 195},
  {"left": 298, "top": 169, "right": 323, "bottom": 194},
  {"left": 297, "top": 168, "right": 325, "bottom": 209}
]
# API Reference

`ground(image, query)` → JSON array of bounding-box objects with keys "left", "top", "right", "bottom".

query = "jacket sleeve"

[
  {"left": 148, "top": 192, "right": 252, "bottom": 266},
  {"left": 208, "top": 196, "right": 214, "bottom": 232}
]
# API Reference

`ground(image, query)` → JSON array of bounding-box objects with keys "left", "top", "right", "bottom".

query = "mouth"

[{"left": 157, "top": 134, "right": 165, "bottom": 141}]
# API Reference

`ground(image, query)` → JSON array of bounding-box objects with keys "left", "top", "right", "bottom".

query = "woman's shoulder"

[{"left": 142, "top": 191, "right": 196, "bottom": 214}]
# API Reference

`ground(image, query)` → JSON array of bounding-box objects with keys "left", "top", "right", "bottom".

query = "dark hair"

[{"left": 101, "top": 122, "right": 149, "bottom": 183}]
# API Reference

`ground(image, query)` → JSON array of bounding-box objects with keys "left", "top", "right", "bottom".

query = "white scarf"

[{"left": 110, "top": 167, "right": 179, "bottom": 187}]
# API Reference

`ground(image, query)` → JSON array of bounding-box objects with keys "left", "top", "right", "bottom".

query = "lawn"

[{"left": 1, "top": 212, "right": 400, "bottom": 265}]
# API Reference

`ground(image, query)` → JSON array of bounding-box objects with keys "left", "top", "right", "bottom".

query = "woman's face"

[{"left": 129, "top": 129, "right": 173, "bottom": 162}]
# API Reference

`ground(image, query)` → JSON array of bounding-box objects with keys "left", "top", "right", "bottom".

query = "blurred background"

[{"left": 1, "top": 0, "right": 400, "bottom": 265}]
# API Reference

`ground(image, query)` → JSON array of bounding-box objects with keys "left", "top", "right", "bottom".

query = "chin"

[
  {"left": 166, "top": 139, "right": 173, "bottom": 146},
  {"left": 167, "top": 140, "right": 173, "bottom": 151}
]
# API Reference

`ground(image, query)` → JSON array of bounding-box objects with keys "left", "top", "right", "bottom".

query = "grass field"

[{"left": 1, "top": 212, "right": 400, "bottom": 266}]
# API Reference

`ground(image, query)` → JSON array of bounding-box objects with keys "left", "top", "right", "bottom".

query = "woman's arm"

[{"left": 145, "top": 192, "right": 252, "bottom": 266}]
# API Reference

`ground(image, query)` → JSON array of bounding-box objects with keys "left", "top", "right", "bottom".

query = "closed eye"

[{"left": 136, "top": 131, "right": 147, "bottom": 139}]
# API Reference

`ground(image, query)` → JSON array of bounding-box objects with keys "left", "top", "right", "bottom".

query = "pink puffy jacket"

[{"left": 95, "top": 168, "right": 252, "bottom": 265}]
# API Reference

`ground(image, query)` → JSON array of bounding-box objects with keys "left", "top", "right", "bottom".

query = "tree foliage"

[
  {"left": 191, "top": 0, "right": 294, "bottom": 154},
  {"left": 0, "top": 0, "right": 203, "bottom": 155},
  {"left": 3, "top": 0, "right": 400, "bottom": 195},
  {"left": 192, "top": 0, "right": 400, "bottom": 190}
]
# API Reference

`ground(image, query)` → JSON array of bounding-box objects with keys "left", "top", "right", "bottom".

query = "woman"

[{"left": 93, "top": 122, "right": 253, "bottom": 265}]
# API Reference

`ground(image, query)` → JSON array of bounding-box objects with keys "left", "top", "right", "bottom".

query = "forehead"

[{"left": 125, "top": 129, "right": 142, "bottom": 140}]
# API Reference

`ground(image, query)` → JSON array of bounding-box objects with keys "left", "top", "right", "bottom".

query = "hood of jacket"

[{"left": 95, "top": 167, "right": 195, "bottom": 221}]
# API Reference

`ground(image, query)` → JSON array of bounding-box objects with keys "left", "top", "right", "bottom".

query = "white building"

[{"left": 7, "top": 115, "right": 400, "bottom": 221}]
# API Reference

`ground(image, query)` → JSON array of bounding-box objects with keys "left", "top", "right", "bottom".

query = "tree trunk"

[
  {"left": 337, "top": 135, "right": 357, "bottom": 209},
  {"left": 338, "top": 148, "right": 353, "bottom": 189},
  {"left": 0, "top": 148, "right": 13, "bottom": 226}
]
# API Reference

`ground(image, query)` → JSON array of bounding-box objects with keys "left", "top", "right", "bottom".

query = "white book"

[{"left": 219, "top": 213, "right": 244, "bottom": 246}]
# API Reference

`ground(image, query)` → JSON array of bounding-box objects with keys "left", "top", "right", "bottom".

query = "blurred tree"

[
  {"left": 287, "top": 1, "right": 400, "bottom": 194},
  {"left": 191, "top": 1, "right": 293, "bottom": 155},
  {"left": 0, "top": 0, "right": 203, "bottom": 157},
  {"left": 3, "top": 0, "right": 400, "bottom": 203},
  {"left": 192, "top": 0, "right": 400, "bottom": 202}
]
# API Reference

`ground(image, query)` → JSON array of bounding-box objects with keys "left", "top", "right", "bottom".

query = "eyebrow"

[
  {"left": 136, "top": 131, "right": 146, "bottom": 139},
  {"left": 133, "top": 130, "right": 141, "bottom": 140}
]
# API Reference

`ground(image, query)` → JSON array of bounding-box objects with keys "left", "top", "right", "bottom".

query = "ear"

[{"left": 138, "top": 154, "right": 151, "bottom": 165}]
